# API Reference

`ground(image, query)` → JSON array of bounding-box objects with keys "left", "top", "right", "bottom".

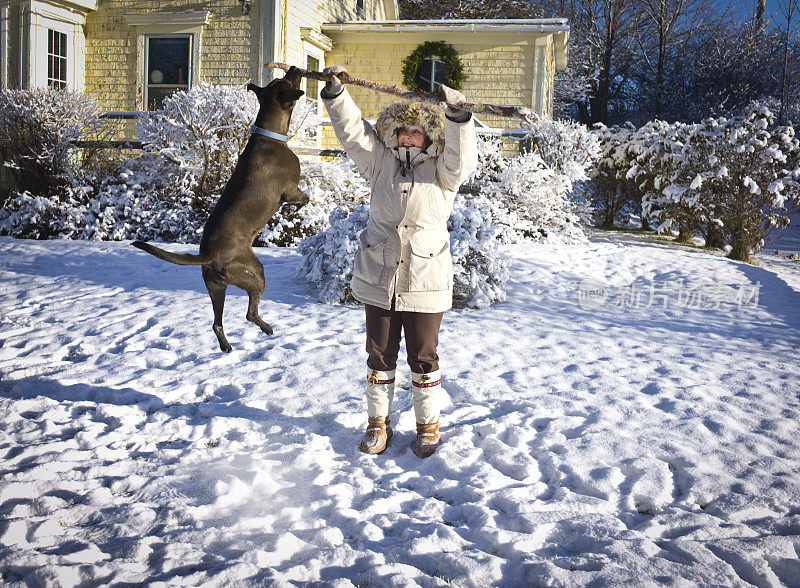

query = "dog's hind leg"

[
  {"left": 229, "top": 253, "right": 273, "bottom": 337},
  {"left": 204, "top": 269, "right": 233, "bottom": 353},
  {"left": 246, "top": 287, "right": 273, "bottom": 336}
]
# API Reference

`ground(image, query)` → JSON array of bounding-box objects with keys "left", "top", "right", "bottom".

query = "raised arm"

[
  {"left": 435, "top": 85, "right": 479, "bottom": 193},
  {"left": 321, "top": 66, "right": 386, "bottom": 180}
]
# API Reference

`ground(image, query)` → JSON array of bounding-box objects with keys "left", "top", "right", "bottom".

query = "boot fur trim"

[
  {"left": 359, "top": 416, "right": 393, "bottom": 454},
  {"left": 414, "top": 420, "right": 440, "bottom": 458}
]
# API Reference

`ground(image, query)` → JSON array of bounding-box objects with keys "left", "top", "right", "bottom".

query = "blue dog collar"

[{"left": 250, "top": 125, "right": 289, "bottom": 142}]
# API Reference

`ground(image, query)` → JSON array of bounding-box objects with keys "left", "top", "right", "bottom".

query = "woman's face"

[{"left": 397, "top": 125, "right": 425, "bottom": 149}]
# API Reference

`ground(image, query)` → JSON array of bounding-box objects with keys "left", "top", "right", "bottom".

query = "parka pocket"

[
  {"left": 353, "top": 230, "right": 388, "bottom": 286},
  {"left": 407, "top": 231, "right": 452, "bottom": 292}
]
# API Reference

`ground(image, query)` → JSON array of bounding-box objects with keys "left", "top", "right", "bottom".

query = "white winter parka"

[{"left": 322, "top": 88, "right": 478, "bottom": 313}]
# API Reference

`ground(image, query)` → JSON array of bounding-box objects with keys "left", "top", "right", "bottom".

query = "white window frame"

[
  {"left": 29, "top": 2, "right": 83, "bottom": 91},
  {"left": 300, "top": 28, "right": 332, "bottom": 119},
  {"left": 0, "top": 1, "right": 94, "bottom": 91},
  {"left": 304, "top": 46, "right": 324, "bottom": 107},
  {"left": 123, "top": 12, "right": 209, "bottom": 111},
  {"left": 144, "top": 34, "right": 193, "bottom": 111},
  {"left": 46, "top": 28, "right": 68, "bottom": 88}
]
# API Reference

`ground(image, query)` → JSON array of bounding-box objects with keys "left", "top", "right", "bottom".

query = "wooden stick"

[{"left": 265, "top": 62, "right": 539, "bottom": 124}]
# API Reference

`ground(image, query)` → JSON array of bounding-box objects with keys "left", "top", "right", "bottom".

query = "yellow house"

[
  {"left": 0, "top": 1, "right": 568, "bottom": 135},
  {"left": 322, "top": 20, "right": 567, "bottom": 127}
]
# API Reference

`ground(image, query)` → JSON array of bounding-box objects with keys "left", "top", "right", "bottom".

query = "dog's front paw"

[{"left": 282, "top": 203, "right": 302, "bottom": 217}]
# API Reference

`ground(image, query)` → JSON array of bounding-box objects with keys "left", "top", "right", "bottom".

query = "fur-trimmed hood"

[{"left": 376, "top": 101, "right": 445, "bottom": 150}]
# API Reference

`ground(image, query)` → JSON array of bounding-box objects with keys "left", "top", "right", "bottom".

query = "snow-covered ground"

[{"left": 1, "top": 226, "right": 799, "bottom": 587}]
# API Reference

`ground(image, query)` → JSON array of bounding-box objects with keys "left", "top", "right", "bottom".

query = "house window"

[
  {"left": 306, "top": 55, "right": 319, "bottom": 101},
  {"left": 356, "top": 0, "right": 366, "bottom": 18},
  {"left": 47, "top": 29, "right": 68, "bottom": 89},
  {"left": 146, "top": 35, "right": 192, "bottom": 110},
  {"left": 415, "top": 58, "right": 449, "bottom": 92}
]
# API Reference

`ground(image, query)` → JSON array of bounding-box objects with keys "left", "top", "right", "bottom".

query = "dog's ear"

[
  {"left": 247, "top": 82, "right": 260, "bottom": 95},
  {"left": 278, "top": 89, "right": 304, "bottom": 104}
]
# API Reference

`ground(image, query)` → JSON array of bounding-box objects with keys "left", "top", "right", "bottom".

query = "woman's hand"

[
  {"left": 438, "top": 85, "right": 468, "bottom": 118},
  {"left": 322, "top": 66, "right": 347, "bottom": 97}
]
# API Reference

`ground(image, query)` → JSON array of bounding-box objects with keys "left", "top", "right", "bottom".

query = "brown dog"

[{"left": 133, "top": 67, "right": 309, "bottom": 352}]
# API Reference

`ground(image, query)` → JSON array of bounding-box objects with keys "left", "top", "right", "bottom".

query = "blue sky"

[
  {"left": 757, "top": 0, "right": 796, "bottom": 23},
  {"left": 727, "top": 0, "right": 796, "bottom": 25}
]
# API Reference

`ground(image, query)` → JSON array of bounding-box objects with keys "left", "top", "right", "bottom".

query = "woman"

[{"left": 321, "top": 66, "right": 478, "bottom": 457}]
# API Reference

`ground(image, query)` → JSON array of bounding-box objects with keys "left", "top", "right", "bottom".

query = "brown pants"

[{"left": 365, "top": 303, "right": 444, "bottom": 374}]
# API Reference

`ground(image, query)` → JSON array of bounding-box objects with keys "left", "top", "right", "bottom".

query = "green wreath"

[{"left": 401, "top": 41, "right": 466, "bottom": 93}]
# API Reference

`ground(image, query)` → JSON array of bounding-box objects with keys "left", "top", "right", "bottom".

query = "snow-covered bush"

[
  {"left": 657, "top": 106, "right": 799, "bottom": 261},
  {"left": 492, "top": 151, "right": 587, "bottom": 242},
  {"left": 0, "top": 154, "right": 206, "bottom": 241},
  {"left": 465, "top": 121, "right": 595, "bottom": 244},
  {"left": 0, "top": 190, "right": 82, "bottom": 239},
  {"left": 0, "top": 81, "right": 335, "bottom": 242},
  {"left": 625, "top": 119, "right": 701, "bottom": 241},
  {"left": 260, "top": 157, "right": 370, "bottom": 246},
  {"left": 739, "top": 96, "right": 800, "bottom": 133},
  {"left": 298, "top": 205, "right": 368, "bottom": 303},
  {"left": 0, "top": 152, "right": 366, "bottom": 244},
  {"left": 0, "top": 88, "right": 100, "bottom": 198},
  {"left": 591, "top": 122, "right": 644, "bottom": 228},
  {"left": 298, "top": 196, "right": 510, "bottom": 309},
  {"left": 522, "top": 118, "right": 602, "bottom": 178},
  {"left": 288, "top": 98, "right": 324, "bottom": 147},
  {"left": 448, "top": 193, "right": 510, "bottom": 307},
  {"left": 135, "top": 82, "right": 257, "bottom": 210},
  {"left": 598, "top": 106, "right": 800, "bottom": 262}
]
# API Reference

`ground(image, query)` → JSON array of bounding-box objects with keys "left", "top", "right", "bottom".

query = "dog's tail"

[{"left": 132, "top": 241, "right": 212, "bottom": 266}]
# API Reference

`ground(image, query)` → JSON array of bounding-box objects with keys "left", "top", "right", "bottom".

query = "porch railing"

[{"left": 74, "top": 111, "right": 531, "bottom": 155}]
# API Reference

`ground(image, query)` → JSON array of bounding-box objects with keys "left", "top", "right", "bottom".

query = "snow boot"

[
  {"left": 414, "top": 421, "right": 440, "bottom": 458},
  {"left": 412, "top": 370, "right": 442, "bottom": 457},
  {"left": 359, "top": 416, "right": 393, "bottom": 454},
  {"left": 359, "top": 369, "right": 395, "bottom": 454}
]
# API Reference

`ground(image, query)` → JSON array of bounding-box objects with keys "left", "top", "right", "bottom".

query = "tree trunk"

[
  {"left": 728, "top": 238, "right": 753, "bottom": 263},
  {"left": 591, "top": 2, "right": 616, "bottom": 125},
  {"left": 601, "top": 217, "right": 616, "bottom": 228},
  {"left": 654, "top": 0, "right": 667, "bottom": 119},
  {"left": 755, "top": 0, "right": 766, "bottom": 31},
  {"left": 704, "top": 224, "right": 726, "bottom": 249},
  {"left": 592, "top": 74, "right": 610, "bottom": 124},
  {"left": 676, "top": 225, "right": 693, "bottom": 243},
  {"left": 602, "top": 198, "right": 617, "bottom": 227},
  {"left": 576, "top": 100, "right": 591, "bottom": 125},
  {"left": 779, "top": 13, "right": 793, "bottom": 126}
]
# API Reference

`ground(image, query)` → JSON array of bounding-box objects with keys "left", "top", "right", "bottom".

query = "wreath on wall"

[{"left": 401, "top": 41, "right": 467, "bottom": 93}]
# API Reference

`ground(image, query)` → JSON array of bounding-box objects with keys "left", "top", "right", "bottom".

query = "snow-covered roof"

[
  {"left": 322, "top": 19, "right": 569, "bottom": 33},
  {"left": 322, "top": 19, "right": 570, "bottom": 70}
]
